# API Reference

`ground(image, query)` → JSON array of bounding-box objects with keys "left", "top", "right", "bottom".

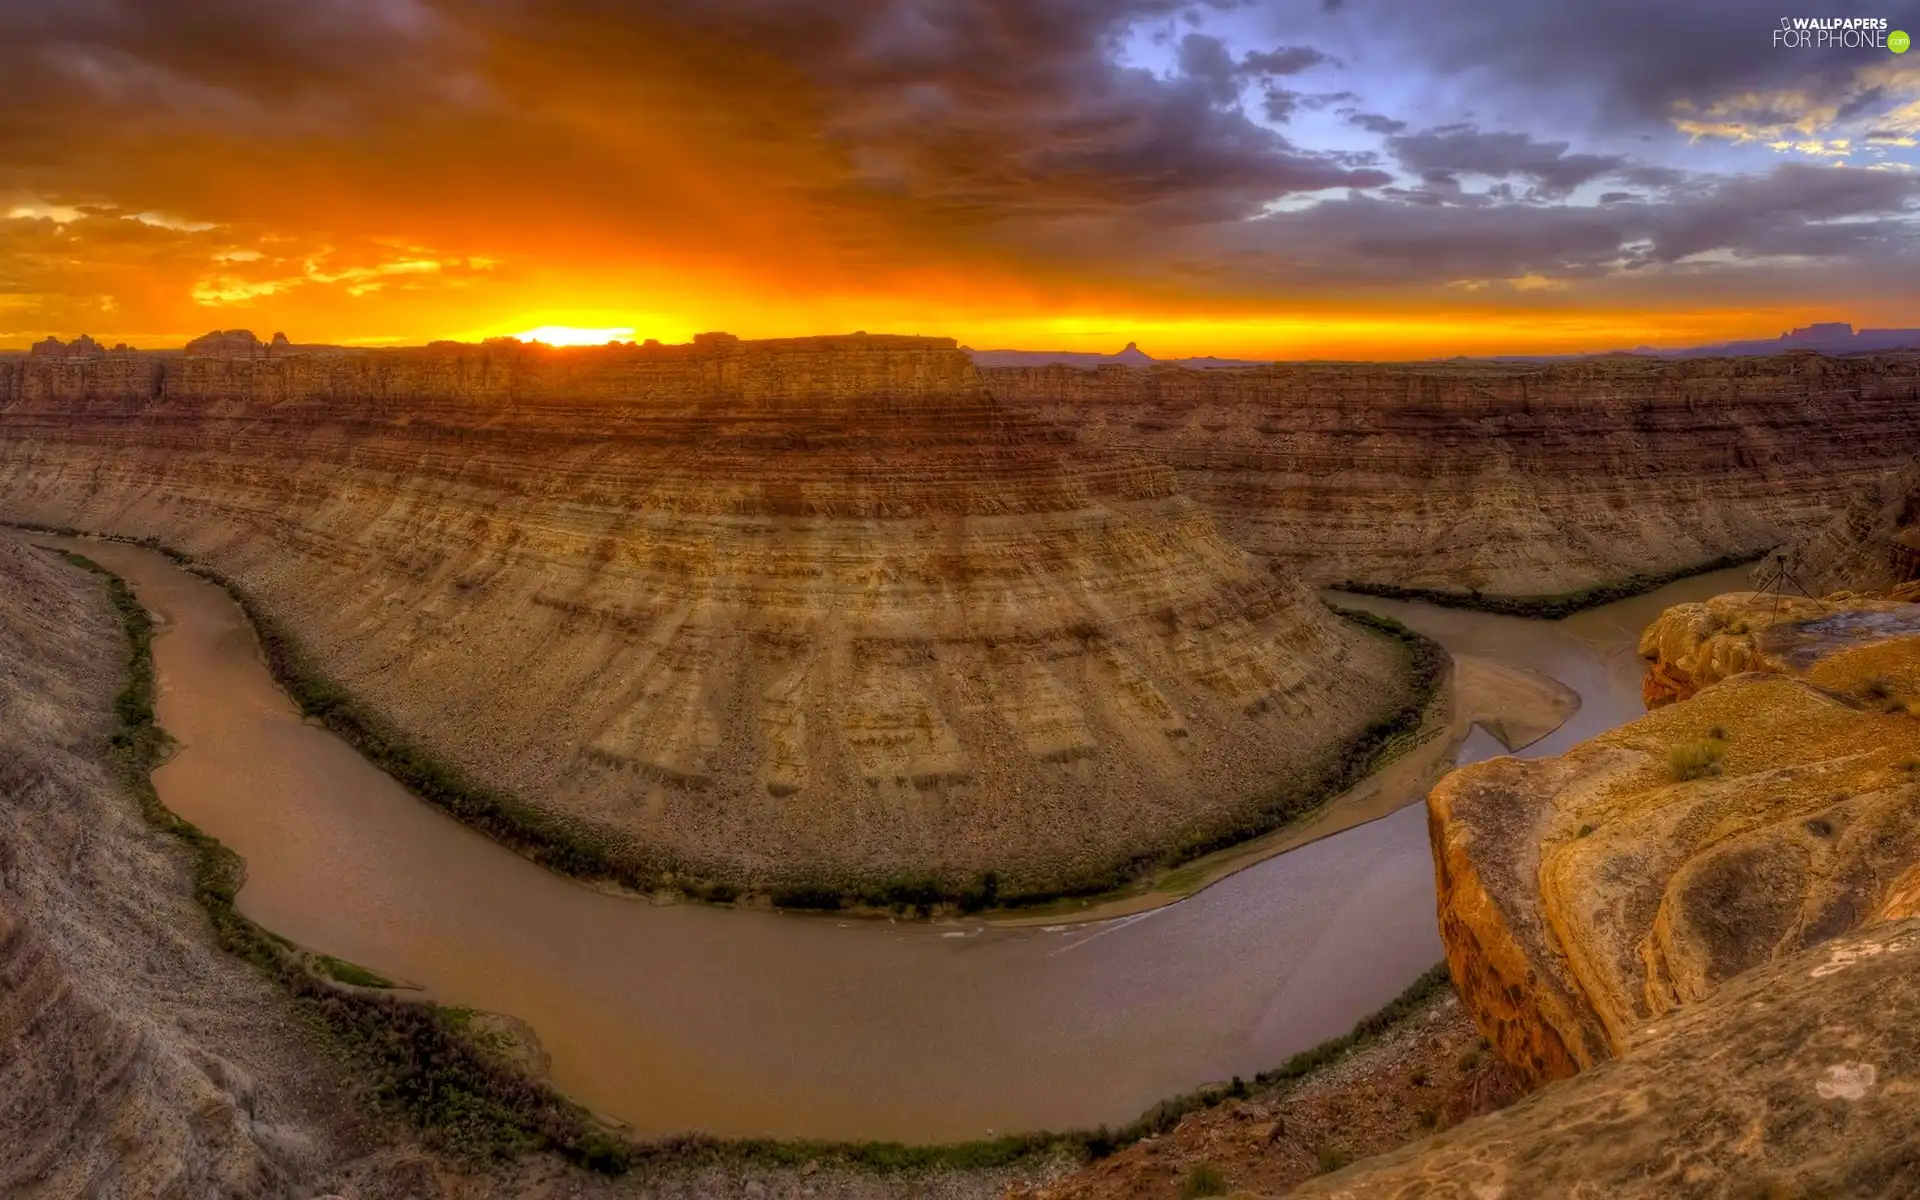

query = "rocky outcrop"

[
  {"left": 988, "top": 353, "right": 1920, "bottom": 599},
  {"left": 1287, "top": 917, "right": 1920, "bottom": 1199},
  {"left": 0, "top": 334, "right": 1416, "bottom": 899},
  {"left": 1639, "top": 587, "right": 1920, "bottom": 706},
  {"left": 1431, "top": 594, "right": 1920, "bottom": 1090}
]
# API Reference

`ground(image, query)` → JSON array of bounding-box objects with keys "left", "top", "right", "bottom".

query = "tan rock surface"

[
  {"left": 1433, "top": 602, "right": 1920, "bottom": 1089},
  {"left": 988, "top": 353, "right": 1920, "bottom": 598},
  {"left": 1286, "top": 918, "right": 1920, "bottom": 1199},
  {"left": 0, "top": 334, "right": 1413, "bottom": 898},
  {"left": 1638, "top": 589, "right": 1920, "bottom": 706}
]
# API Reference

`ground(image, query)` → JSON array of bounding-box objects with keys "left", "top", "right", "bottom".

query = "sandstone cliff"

[
  {"left": 987, "top": 353, "right": 1920, "bottom": 599},
  {"left": 1431, "top": 591, "right": 1920, "bottom": 1089},
  {"left": 0, "top": 335, "right": 1414, "bottom": 900}
]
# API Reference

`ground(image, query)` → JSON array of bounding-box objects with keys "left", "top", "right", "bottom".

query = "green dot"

[{"left": 1893, "top": 29, "right": 1912, "bottom": 53}]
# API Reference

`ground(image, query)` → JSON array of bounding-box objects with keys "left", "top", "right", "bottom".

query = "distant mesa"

[
  {"left": 28, "top": 334, "right": 134, "bottom": 360},
  {"left": 1631, "top": 322, "right": 1920, "bottom": 359},
  {"left": 965, "top": 342, "right": 1273, "bottom": 370}
]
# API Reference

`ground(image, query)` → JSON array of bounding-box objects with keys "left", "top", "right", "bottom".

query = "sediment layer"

[
  {"left": 988, "top": 353, "right": 1920, "bottom": 598},
  {"left": 0, "top": 335, "right": 1411, "bottom": 897},
  {"left": 1788, "top": 452, "right": 1920, "bottom": 594}
]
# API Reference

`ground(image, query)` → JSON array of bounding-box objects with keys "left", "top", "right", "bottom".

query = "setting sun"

[{"left": 511, "top": 325, "right": 636, "bottom": 347}]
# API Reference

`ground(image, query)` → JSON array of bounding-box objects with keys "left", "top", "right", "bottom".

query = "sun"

[{"left": 511, "top": 325, "right": 636, "bottom": 347}]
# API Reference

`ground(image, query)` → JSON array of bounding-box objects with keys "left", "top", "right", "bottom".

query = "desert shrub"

[
  {"left": 1669, "top": 737, "right": 1727, "bottom": 782},
  {"left": 1316, "top": 1143, "right": 1350, "bottom": 1173},
  {"left": 1183, "top": 1163, "right": 1228, "bottom": 1198}
]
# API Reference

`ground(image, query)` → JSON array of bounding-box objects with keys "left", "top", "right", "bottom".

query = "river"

[{"left": 36, "top": 535, "right": 1753, "bottom": 1143}]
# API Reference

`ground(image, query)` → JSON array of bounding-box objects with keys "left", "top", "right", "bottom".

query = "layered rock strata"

[
  {"left": 1787, "top": 453, "right": 1920, "bottom": 594},
  {"left": 1430, "top": 593, "right": 1920, "bottom": 1089},
  {"left": 988, "top": 353, "right": 1920, "bottom": 599},
  {"left": 0, "top": 334, "right": 1413, "bottom": 897}
]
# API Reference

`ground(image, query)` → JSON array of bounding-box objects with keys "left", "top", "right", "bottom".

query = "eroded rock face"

[
  {"left": 1639, "top": 589, "right": 1920, "bottom": 706},
  {"left": 1430, "top": 611, "right": 1920, "bottom": 1089},
  {"left": 0, "top": 538, "right": 320, "bottom": 1195},
  {"left": 0, "top": 335, "right": 1413, "bottom": 897},
  {"left": 1789, "top": 453, "right": 1920, "bottom": 594},
  {"left": 1289, "top": 918, "right": 1920, "bottom": 1199},
  {"left": 988, "top": 353, "right": 1920, "bottom": 598}
]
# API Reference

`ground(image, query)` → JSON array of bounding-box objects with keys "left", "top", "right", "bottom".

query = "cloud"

[
  {"left": 1386, "top": 126, "right": 1627, "bottom": 198},
  {"left": 1240, "top": 46, "right": 1332, "bottom": 76},
  {"left": 1344, "top": 111, "right": 1408, "bottom": 135}
]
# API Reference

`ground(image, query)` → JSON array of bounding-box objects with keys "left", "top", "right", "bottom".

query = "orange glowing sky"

[{"left": 2, "top": 1, "right": 1917, "bottom": 358}]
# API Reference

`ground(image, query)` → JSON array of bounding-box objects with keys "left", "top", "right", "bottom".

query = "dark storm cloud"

[
  {"left": 1239, "top": 45, "right": 1332, "bottom": 76},
  {"left": 0, "top": 0, "right": 1389, "bottom": 231},
  {"left": 1344, "top": 111, "right": 1408, "bottom": 135},
  {"left": 1386, "top": 126, "right": 1626, "bottom": 199},
  {"left": 1348, "top": 0, "right": 1920, "bottom": 132}
]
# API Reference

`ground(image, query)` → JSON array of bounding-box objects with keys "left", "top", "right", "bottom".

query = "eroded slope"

[
  {"left": 0, "top": 536, "right": 375, "bottom": 1195},
  {"left": 989, "top": 353, "right": 1920, "bottom": 599},
  {"left": 0, "top": 334, "right": 1413, "bottom": 898}
]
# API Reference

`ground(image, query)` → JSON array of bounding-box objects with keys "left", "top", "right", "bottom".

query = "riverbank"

[
  {"left": 9, "top": 532, "right": 1483, "bottom": 1188},
  {"left": 1333, "top": 551, "right": 1767, "bottom": 620},
  {"left": 5, "top": 522, "right": 1450, "bottom": 919},
  {"left": 992, "top": 651, "right": 1578, "bottom": 928}
]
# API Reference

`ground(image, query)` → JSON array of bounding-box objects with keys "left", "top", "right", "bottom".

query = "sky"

[{"left": 2, "top": 0, "right": 1918, "bottom": 358}]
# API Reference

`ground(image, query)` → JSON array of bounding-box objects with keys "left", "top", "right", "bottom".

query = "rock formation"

[
  {"left": 1787, "top": 453, "right": 1920, "bottom": 595},
  {"left": 0, "top": 334, "right": 1416, "bottom": 899},
  {"left": 987, "top": 353, "right": 1920, "bottom": 599},
  {"left": 1430, "top": 588, "right": 1920, "bottom": 1089},
  {"left": 1639, "top": 587, "right": 1920, "bottom": 707},
  {"left": 1287, "top": 917, "right": 1920, "bottom": 1198}
]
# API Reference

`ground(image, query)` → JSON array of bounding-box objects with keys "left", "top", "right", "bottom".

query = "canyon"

[
  {"left": 7, "top": 334, "right": 1920, "bottom": 900},
  {"left": 0, "top": 333, "right": 1418, "bottom": 903},
  {"left": 7, "top": 329, "right": 1920, "bottom": 1196}
]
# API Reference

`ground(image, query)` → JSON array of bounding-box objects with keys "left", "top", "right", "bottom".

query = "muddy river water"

[{"left": 45, "top": 536, "right": 1753, "bottom": 1143}]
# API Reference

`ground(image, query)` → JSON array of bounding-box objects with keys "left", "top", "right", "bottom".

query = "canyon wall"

[
  {"left": 0, "top": 335, "right": 1412, "bottom": 899},
  {"left": 988, "top": 353, "right": 1920, "bottom": 598},
  {"left": 1789, "top": 453, "right": 1920, "bottom": 594}
]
